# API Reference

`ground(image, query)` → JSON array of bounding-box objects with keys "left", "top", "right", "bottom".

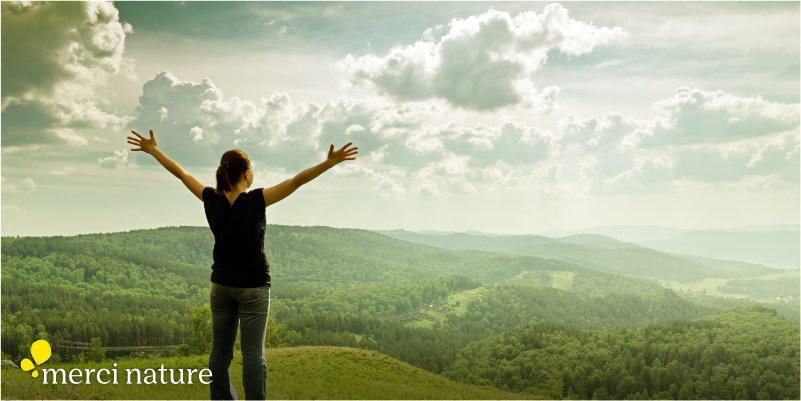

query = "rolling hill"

[
  {"left": 372, "top": 228, "right": 784, "bottom": 283},
  {"left": 443, "top": 306, "right": 800, "bottom": 400},
  {"left": 0, "top": 346, "right": 529, "bottom": 400},
  {"left": 0, "top": 225, "right": 666, "bottom": 362},
  {"left": 640, "top": 229, "right": 800, "bottom": 269},
  {"left": 2, "top": 225, "right": 798, "bottom": 400}
]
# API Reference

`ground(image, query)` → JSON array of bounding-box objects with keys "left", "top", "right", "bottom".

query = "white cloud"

[
  {"left": 189, "top": 126, "right": 205, "bottom": 142},
  {"left": 331, "top": 163, "right": 406, "bottom": 198},
  {"left": 128, "top": 70, "right": 799, "bottom": 197},
  {"left": 441, "top": 122, "right": 554, "bottom": 167},
  {"left": 337, "top": 4, "right": 627, "bottom": 111},
  {"left": 1, "top": 1, "right": 134, "bottom": 146},
  {"left": 548, "top": 87, "right": 801, "bottom": 194},
  {"left": 624, "top": 87, "right": 799, "bottom": 148},
  {"left": 98, "top": 149, "right": 134, "bottom": 169},
  {"left": 417, "top": 180, "right": 439, "bottom": 197},
  {"left": 1, "top": 175, "right": 36, "bottom": 194},
  {"left": 49, "top": 167, "right": 77, "bottom": 176}
]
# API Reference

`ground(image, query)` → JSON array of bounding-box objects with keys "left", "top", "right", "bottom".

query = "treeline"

[
  {"left": 718, "top": 276, "right": 800, "bottom": 299},
  {"left": 680, "top": 293, "right": 799, "bottom": 323},
  {"left": 2, "top": 226, "right": 666, "bottom": 294},
  {"left": 443, "top": 306, "right": 799, "bottom": 400},
  {"left": 2, "top": 278, "right": 189, "bottom": 358},
  {"left": 444, "top": 286, "right": 715, "bottom": 335}
]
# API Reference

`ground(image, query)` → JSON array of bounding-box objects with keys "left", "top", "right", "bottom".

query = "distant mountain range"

[{"left": 373, "top": 224, "right": 800, "bottom": 269}]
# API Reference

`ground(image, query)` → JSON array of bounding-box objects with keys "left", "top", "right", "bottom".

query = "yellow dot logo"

[{"left": 20, "top": 339, "right": 51, "bottom": 378}]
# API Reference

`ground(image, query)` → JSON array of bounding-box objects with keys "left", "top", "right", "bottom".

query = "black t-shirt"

[{"left": 202, "top": 186, "right": 270, "bottom": 288}]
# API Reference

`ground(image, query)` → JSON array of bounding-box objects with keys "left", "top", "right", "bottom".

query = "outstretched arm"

[
  {"left": 262, "top": 142, "right": 358, "bottom": 207},
  {"left": 127, "top": 129, "right": 205, "bottom": 201}
]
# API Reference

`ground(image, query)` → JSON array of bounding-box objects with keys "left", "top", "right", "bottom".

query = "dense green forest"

[
  {"left": 444, "top": 306, "right": 799, "bottom": 400},
  {"left": 2, "top": 225, "right": 798, "bottom": 399}
]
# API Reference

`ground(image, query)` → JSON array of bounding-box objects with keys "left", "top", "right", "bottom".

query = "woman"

[{"left": 126, "top": 129, "right": 358, "bottom": 400}]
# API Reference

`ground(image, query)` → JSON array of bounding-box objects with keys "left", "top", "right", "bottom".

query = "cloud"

[
  {"left": 602, "top": 131, "right": 799, "bottom": 193},
  {"left": 49, "top": 167, "right": 77, "bottom": 176},
  {"left": 129, "top": 72, "right": 569, "bottom": 197},
  {"left": 129, "top": 71, "right": 445, "bottom": 171},
  {"left": 128, "top": 71, "right": 799, "bottom": 198},
  {"left": 1, "top": 175, "right": 36, "bottom": 194},
  {"left": 417, "top": 180, "right": 439, "bottom": 197},
  {"left": 98, "top": 149, "right": 134, "bottom": 169},
  {"left": 548, "top": 87, "right": 801, "bottom": 194},
  {"left": 670, "top": 133, "right": 800, "bottom": 184},
  {"left": 331, "top": 163, "right": 407, "bottom": 198},
  {"left": 441, "top": 122, "right": 555, "bottom": 167},
  {"left": 1, "top": 1, "right": 134, "bottom": 146},
  {"left": 558, "top": 112, "right": 642, "bottom": 152},
  {"left": 337, "top": 4, "right": 627, "bottom": 111},
  {"left": 624, "top": 87, "right": 799, "bottom": 148}
]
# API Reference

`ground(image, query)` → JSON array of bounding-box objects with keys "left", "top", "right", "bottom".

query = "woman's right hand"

[
  {"left": 327, "top": 142, "right": 358, "bottom": 165},
  {"left": 127, "top": 129, "right": 159, "bottom": 155}
]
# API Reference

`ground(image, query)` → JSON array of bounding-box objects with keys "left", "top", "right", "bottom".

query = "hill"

[
  {"left": 1, "top": 225, "right": 661, "bottom": 291},
  {"left": 1, "top": 226, "right": 665, "bottom": 353},
  {"left": 0, "top": 346, "right": 528, "bottom": 399},
  {"left": 372, "top": 228, "right": 784, "bottom": 283},
  {"left": 371, "top": 228, "right": 557, "bottom": 253},
  {"left": 444, "top": 306, "right": 800, "bottom": 400},
  {"left": 509, "top": 241, "right": 779, "bottom": 283},
  {"left": 640, "top": 229, "right": 800, "bottom": 269}
]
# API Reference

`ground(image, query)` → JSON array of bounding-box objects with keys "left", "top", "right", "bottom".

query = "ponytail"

[{"left": 215, "top": 149, "right": 250, "bottom": 193}]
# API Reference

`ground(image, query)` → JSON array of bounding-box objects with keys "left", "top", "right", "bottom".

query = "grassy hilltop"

[{"left": 1, "top": 346, "right": 528, "bottom": 400}]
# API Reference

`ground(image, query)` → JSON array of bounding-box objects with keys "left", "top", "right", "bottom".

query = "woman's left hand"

[
  {"left": 127, "top": 129, "right": 158, "bottom": 154},
  {"left": 326, "top": 142, "right": 358, "bottom": 165}
]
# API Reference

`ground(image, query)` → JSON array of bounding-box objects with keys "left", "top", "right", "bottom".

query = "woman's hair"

[{"left": 216, "top": 149, "right": 250, "bottom": 193}]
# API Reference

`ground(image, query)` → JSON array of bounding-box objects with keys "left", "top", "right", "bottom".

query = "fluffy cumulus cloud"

[
  {"left": 441, "top": 122, "right": 554, "bottom": 167},
  {"left": 556, "top": 88, "right": 800, "bottom": 194},
  {"left": 624, "top": 87, "right": 800, "bottom": 148},
  {"left": 125, "top": 71, "right": 443, "bottom": 171},
  {"left": 596, "top": 131, "right": 800, "bottom": 194},
  {"left": 119, "top": 70, "right": 798, "bottom": 198},
  {"left": 338, "top": 4, "right": 627, "bottom": 111},
  {"left": 1, "top": 1, "right": 134, "bottom": 147},
  {"left": 98, "top": 149, "right": 134, "bottom": 169},
  {"left": 121, "top": 71, "right": 562, "bottom": 196}
]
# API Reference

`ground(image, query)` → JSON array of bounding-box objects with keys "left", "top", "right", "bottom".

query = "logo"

[
  {"left": 19, "top": 338, "right": 212, "bottom": 385},
  {"left": 20, "top": 339, "right": 51, "bottom": 377}
]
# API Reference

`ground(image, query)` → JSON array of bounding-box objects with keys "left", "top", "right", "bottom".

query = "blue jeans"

[{"left": 208, "top": 282, "right": 271, "bottom": 400}]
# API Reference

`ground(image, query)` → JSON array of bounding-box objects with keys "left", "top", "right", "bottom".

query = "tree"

[
  {"left": 177, "top": 303, "right": 212, "bottom": 356},
  {"left": 265, "top": 316, "right": 285, "bottom": 348},
  {"left": 86, "top": 337, "right": 105, "bottom": 362}
]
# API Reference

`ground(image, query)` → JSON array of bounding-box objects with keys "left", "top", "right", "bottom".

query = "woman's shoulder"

[
  {"left": 248, "top": 187, "right": 266, "bottom": 206},
  {"left": 202, "top": 186, "right": 220, "bottom": 202}
]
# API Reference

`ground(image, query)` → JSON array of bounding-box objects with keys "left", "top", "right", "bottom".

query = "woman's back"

[{"left": 202, "top": 186, "right": 270, "bottom": 288}]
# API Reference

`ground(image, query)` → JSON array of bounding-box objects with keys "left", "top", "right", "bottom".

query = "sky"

[{"left": 1, "top": 1, "right": 799, "bottom": 236}]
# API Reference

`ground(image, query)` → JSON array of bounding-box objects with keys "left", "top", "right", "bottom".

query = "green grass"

[
  {"left": 407, "top": 287, "right": 490, "bottom": 328},
  {"left": 1, "top": 346, "right": 530, "bottom": 400}
]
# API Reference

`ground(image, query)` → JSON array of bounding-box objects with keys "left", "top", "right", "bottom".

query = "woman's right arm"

[
  {"left": 262, "top": 142, "right": 358, "bottom": 207},
  {"left": 127, "top": 129, "right": 206, "bottom": 201}
]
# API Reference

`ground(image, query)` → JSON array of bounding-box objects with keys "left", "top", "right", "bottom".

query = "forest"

[{"left": 1, "top": 225, "right": 798, "bottom": 399}]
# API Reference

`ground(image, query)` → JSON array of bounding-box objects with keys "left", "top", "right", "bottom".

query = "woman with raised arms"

[{"left": 126, "top": 129, "right": 358, "bottom": 400}]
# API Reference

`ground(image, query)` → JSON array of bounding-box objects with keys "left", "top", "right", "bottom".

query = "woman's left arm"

[{"left": 127, "top": 129, "right": 206, "bottom": 201}]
